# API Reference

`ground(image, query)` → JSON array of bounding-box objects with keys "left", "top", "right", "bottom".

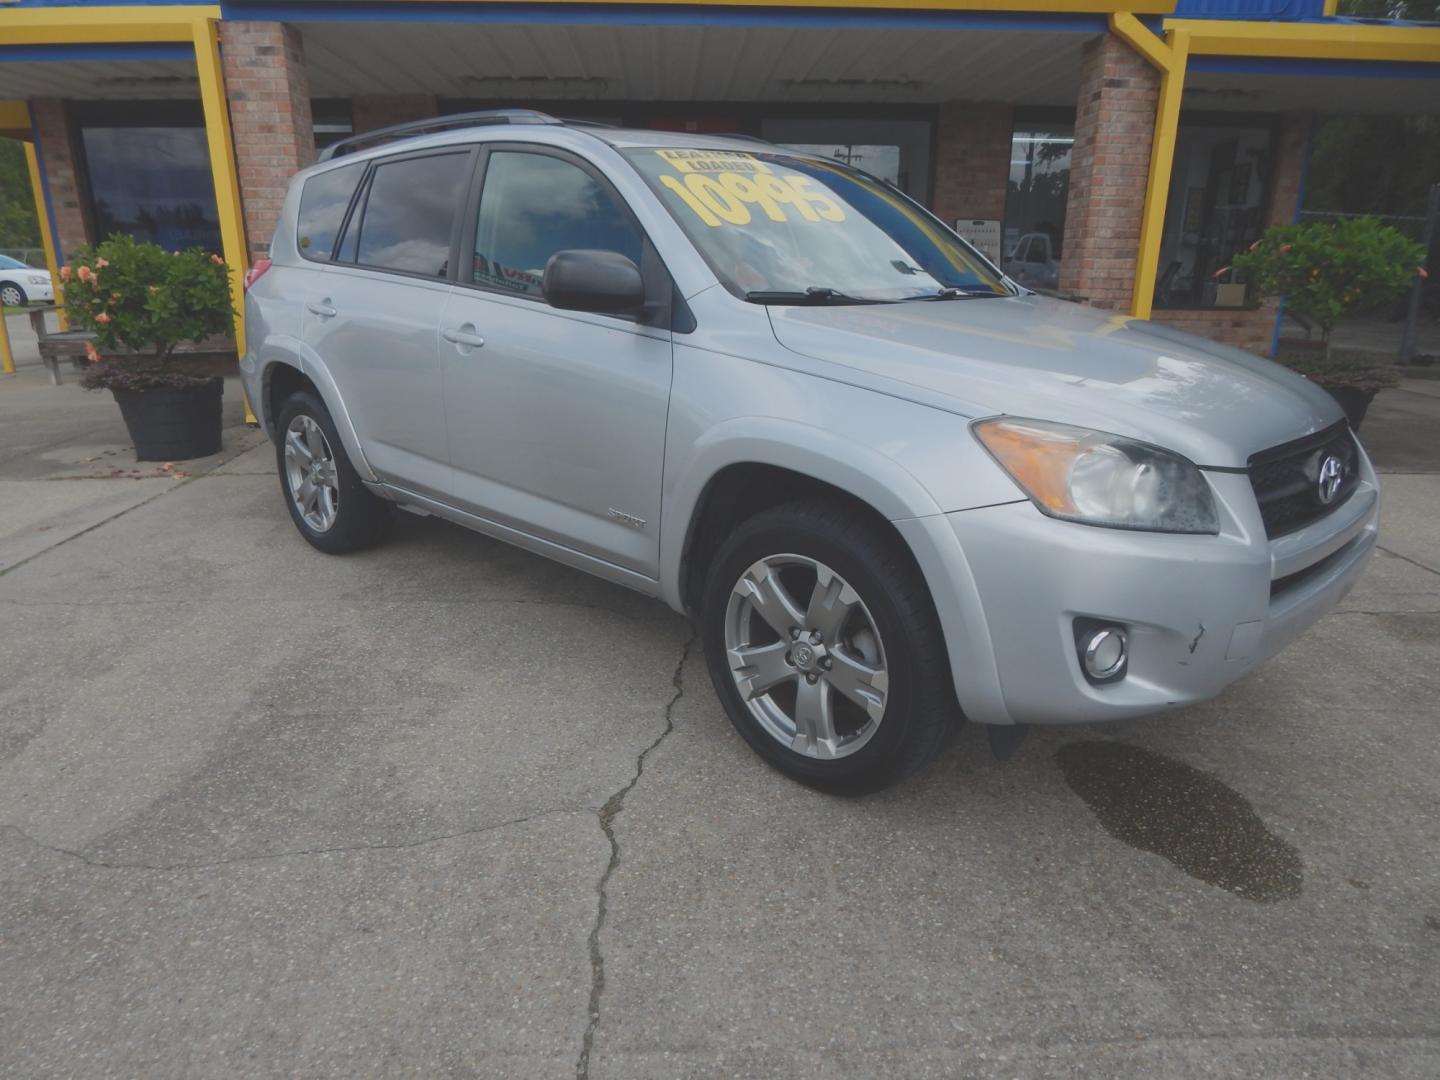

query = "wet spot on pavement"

[{"left": 1057, "top": 741, "right": 1302, "bottom": 903}]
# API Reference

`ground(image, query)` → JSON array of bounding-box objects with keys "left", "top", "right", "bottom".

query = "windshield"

[
  {"left": 0, "top": 255, "right": 27, "bottom": 270},
  {"left": 623, "top": 147, "right": 1009, "bottom": 303}
]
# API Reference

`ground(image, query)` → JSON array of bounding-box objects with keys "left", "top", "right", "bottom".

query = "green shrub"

[
  {"left": 1231, "top": 217, "right": 1423, "bottom": 358},
  {"left": 61, "top": 235, "right": 233, "bottom": 390}
]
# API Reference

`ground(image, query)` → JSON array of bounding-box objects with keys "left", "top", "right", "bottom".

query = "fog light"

[{"left": 1074, "top": 621, "right": 1128, "bottom": 684}]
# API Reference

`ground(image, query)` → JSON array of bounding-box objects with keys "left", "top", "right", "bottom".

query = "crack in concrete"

[
  {"left": 575, "top": 626, "right": 696, "bottom": 1080},
  {"left": 1377, "top": 544, "right": 1440, "bottom": 577},
  {"left": 2, "top": 807, "right": 589, "bottom": 871}
]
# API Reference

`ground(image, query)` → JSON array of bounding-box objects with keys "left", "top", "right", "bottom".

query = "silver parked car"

[{"left": 241, "top": 111, "right": 1378, "bottom": 793}]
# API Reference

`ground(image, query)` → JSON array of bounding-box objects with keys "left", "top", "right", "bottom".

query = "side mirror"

[{"left": 543, "top": 249, "right": 646, "bottom": 315}]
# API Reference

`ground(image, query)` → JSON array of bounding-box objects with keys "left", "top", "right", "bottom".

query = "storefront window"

[
  {"left": 76, "top": 104, "right": 220, "bottom": 252},
  {"left": 1003, "top": 125, "right": 1073, "bottom": 293},
  {"left": 761, "top": 117, "right": 932, "bottom": 206},
  {"left": 1153, "top": 121, "right": 1275, "bottom": 309}
]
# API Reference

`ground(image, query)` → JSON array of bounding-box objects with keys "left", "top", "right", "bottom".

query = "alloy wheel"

[
  {"left": 284, "top": 414, "right": 340, "bottom": 532},
  {"left": 723, "top": 554, "right": 889, "bottom": 760}
]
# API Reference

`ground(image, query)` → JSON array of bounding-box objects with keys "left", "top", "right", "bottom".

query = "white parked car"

[{"left": 0, "top": 255, "right": 54, "bottom": 307}]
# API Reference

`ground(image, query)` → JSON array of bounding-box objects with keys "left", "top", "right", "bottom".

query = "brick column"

[
  {"left": 1057, "top": 32, "right": 1159, "bottom": 310},
  {"left": 351, "top": 94, "right": 438, "bottom": 134},
  {"left": 30, "top": 99, "right": 90, "bottom": 262},
  {"left": 931, "top": 102, "right": 1013, "bottom": 226},
  {"left": 219, "top": 22, "right": 315, "bottom": 260}
]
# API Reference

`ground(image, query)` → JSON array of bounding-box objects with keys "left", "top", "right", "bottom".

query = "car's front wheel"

[
  {"left": 275, "top": 389, "right": 391, "bottom": 553},
  {"left": 700, "top": 497, "right": 959, "bottom": 794},
  {"left": 0, "top": 282, "right": 26, "bottom": 307}
]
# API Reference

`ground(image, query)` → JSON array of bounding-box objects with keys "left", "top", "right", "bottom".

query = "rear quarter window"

[{"left": 296, "top": 162, "right": 364, "bottom": 262}]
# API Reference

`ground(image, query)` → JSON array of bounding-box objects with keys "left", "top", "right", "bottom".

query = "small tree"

[
  {"left": 1231, "top": 217, "right": 1424, "bottom": 358},
  {"left": 62, "top": 234, "right": 234, "bottom": 391}
]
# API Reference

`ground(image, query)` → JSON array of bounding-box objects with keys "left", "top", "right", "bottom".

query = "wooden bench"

[{"left": 28, "top": 305, "right": 238, "bottom": 386}]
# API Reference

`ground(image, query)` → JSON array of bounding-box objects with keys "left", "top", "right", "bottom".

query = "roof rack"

[{"left": 319, "top": 109, "right": 563, "bottom": 161}]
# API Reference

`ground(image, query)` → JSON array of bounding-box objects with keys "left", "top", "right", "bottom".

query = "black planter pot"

[
  {"left": 112, "top": 379, "right": 224, "bottom": 461},
  {"left": 1323, "top": 385, "right": 1378, "bottom": 431}
]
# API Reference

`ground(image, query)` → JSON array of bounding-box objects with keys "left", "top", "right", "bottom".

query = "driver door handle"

[
  {"left": 442, "top": 325, "right": 486, "bottom": 349},
  {"left": 306, "top": 300, "right": 337, "bottom": 318}
]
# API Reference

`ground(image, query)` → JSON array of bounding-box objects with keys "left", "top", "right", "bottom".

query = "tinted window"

[
  {"left": 355, "top": 152, "right": 469, "bottom": 277},
  {"left": 0, "top": 255, "right": 26, "bottom": 270},
  {"left": 79, "top": 126, "right": 220, "bottom": 252},
  {"left": 297, "top": 162, "right": 363, "bottom": 262},
  {"left": 472, "top": 151, "right": 643, "bottom": 298}
]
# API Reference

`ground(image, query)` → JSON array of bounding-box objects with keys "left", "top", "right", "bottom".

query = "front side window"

[
  {"left": 353, "top": 152, "right": 469, "bottom": 277},
  {"left": 296, "top": 162, "right": 364, "bottom": 262},
  {"left": 624, "top": 148, "right": 1006, "bottom": 302},
  {"left": 471, "top": 151, "right": 644, "bottom": 298}
]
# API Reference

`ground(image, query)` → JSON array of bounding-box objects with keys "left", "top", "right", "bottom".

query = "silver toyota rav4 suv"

[{"left": 242, "top": 110, "right": 1379, "bottom": 793}]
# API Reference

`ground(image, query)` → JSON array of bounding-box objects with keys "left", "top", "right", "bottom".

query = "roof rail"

[{"left": 319, "top": 109, "right": 562, "bottom": 161}]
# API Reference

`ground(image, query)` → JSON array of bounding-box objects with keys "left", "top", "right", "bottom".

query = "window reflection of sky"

[{"left": 81, "top": 126, "right": 220, "bottom": 251}]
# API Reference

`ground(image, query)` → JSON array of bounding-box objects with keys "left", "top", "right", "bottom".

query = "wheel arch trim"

[{"left": 257, "top": 339, "right": 378, "bottom": 484}]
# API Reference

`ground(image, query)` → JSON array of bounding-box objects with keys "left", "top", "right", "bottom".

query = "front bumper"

[{"left": 897, "top": 454, "right": 1379, "bottom": 726}]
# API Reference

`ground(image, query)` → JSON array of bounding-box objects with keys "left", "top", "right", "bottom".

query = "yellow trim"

[
  {"left": 1110, "top": 11, "right": 1173, "bottom": 71},
  {"left": 0, "top": 5, "right": 221, "bottom": 45},
  {"left": 325, "top": 0, "right": 1176, "bottom": 9},
  {"left": 25, "top": 141, "right": 68, "bottom": 332},
  {"left": 1165, "top": 19, "right": 1440, "bottom": 64},
  {"left": 0, "top": 100, "right": 29, "bottom": 140},
  {"left": 190, "top": 17, "right": 256, "bottom": 423},
  {"left": 1322, "top": 0, "right": 1338, "bottom": 14}
]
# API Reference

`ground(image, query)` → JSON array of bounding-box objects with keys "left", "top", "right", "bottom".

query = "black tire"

[
  {"left": 700, "top": 497, "right": 959, "bottom": 795},
  {"left": 275, "top": 389, "right": 391, "bottom": 554},
  {"left": 0, "top": 282, "right": 26, "bottom": 307}
]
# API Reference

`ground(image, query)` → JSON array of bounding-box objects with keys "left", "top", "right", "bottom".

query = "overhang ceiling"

[
  {"left": 0, "top": 60, "right": 196, "bottom": 100},
  {"left": 1184, "top": 69, "right": 1440, "bottom": 114},
  {"left": 296, "top": 21, "right": 1091, "bottom": 106}
]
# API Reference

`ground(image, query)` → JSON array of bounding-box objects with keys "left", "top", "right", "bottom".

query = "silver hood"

[{"left": 767, "top": 293, "right": 1344, "bottom": 469}]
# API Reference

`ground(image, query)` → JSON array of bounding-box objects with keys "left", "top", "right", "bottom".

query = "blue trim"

[
  {"left": 1191, "top": 55, "right": 1440, "bottom": 79},
  {"left": 220, "top": 2, "right": 1107, "bottom": 31},
  {"left": 1269, "top": 117, "right": 1314, "bottom": 358},
  {"left": 0, "top": 44, "right": 192, "bottom": 64},
  {"left": 28, "top": 117, "right": 66, "bottom": 268}
]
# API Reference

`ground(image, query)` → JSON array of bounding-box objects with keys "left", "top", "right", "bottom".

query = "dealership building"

[{"left": 2, "top": 0, "right": 1438, "bottom": 361}]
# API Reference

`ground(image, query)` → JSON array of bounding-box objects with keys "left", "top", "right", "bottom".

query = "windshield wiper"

[
  {"left": 918, "top": 287, "right": 999, "bottom": 300},
  {"left": 744, "top": 287, "right": 889, "bottom": 306}
]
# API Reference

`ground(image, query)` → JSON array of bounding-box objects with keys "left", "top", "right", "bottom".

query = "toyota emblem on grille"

[{"left": 1316, "top": 454, "right": 1345, "bottom": 505}]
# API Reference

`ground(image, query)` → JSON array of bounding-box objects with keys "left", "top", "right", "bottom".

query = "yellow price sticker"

[{"left": 655, "top": 151, "right": 846, "bottom": 228}]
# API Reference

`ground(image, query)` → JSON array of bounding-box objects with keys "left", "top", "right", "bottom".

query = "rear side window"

[
  {"left": 354, "top": 152, "right": 469, "bottom": 278},
  {"left": 296, "top": 162, "right": 364, "bottom": 262}
]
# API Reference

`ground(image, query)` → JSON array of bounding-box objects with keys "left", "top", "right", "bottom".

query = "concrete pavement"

[{"left": 1, "top": 364, "right": 1438, "bottom": 1078}]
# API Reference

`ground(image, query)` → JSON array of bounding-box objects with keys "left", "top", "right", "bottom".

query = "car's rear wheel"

[
  {"left": 275, "top": 390, "right": 391, "bottom": 553},
  {"left": 0, "top": 283, "right": 26, "bottom": 307},
  {"left": 700, "top": 497, "right": 959, "bottom": 794}
]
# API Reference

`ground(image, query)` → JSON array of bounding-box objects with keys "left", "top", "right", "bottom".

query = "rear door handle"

[
  {"left": 307, "top": 300, "right": 337, "bottom": 318},
  {"left": 442, "top": 325, "right": 486, "bottom": 349}
]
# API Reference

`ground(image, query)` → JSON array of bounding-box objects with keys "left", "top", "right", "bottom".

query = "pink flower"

[
  {"left": 1420, "top": 266, "right": 1430, "bottom": 280},
  {"left": 148, "top": 285, "right": 159, "bottom": 295},
  {"left": 59, "top": 265, "right": 72, "bottom": 282},
  {"left": 84, "top": 341, "right": 100, "bottom": 364},
  {"left": 1211, "top": 265, "right": 1231, "bottom": 280},
  {"left": 95, "top": 258, "right": 109, "bottom": 269},
  {"left": 77, "top": 266, "right": 92, "bottom": 282},
  {"left": 94, "top": 312, "right": 110, "bottom": 325},
  {"left": 1279, "top": 244, "right": 1292, "bottom": 254},
  {"left": 210, "top": 253, "right": 224, "bottom": 265}
]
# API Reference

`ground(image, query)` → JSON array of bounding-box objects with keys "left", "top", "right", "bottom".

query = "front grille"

[{"left": 1248, "top": 421, "right": 1360, "bottom": 540}]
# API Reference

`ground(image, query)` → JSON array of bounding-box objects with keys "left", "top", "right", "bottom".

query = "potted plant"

[
  {"left": 1231, "top": 217, "right": 1424, "bottom": 429},
  {"left": 62, "top": 235, "right": 234, "bottom": 461}
]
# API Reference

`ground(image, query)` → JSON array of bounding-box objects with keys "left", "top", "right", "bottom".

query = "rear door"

[
  {"left": 303, "top": 147, "right": 474, "bottom": 498},
  {"left": 437, "top": 145, "right": 673, "bottom": 576}
]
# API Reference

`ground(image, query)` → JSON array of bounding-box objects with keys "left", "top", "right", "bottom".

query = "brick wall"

[
  {"left": 351, "top": 94, "right": 438, "bottom": 134},
  {"left": 220, "top": 22, "right": 315, "bottom": 260},
  {"left": 1057, "top": 32, "right": 1159, "bottom": 310},
  {"left": 30, "top": 99, "right": 89, "bottom": 262},
  {"left": 932, "top": 102, "right": 1013, "bottom": 226},
  {"left": 1150, "top": 113, "right": 1312, "bottom": 356}
]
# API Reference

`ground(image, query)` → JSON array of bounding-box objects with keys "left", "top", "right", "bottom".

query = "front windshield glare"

[{"left": 624, "top": 147, "right": 1009, "bottom": 303}]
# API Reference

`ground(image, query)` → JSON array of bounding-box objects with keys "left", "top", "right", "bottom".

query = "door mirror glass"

[{"left": 543, "top": 249, "right": 646, "bottom": 314}]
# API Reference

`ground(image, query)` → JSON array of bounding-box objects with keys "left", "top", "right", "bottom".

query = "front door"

[{"left": 438, "top": 146, "right": 672, "bottom": 577}]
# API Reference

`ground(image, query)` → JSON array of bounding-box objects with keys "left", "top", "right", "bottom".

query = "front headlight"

[
  {"left": 29, "top": 274, "right": 49, "bottom": 285},
  {"left": 973, "top": 417, "right": 1219, "bottom": 534}
]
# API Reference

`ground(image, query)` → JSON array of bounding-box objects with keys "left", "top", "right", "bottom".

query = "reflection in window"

[
  {"left": 780, "top": 145, "right": 902, "bottom": 187},
  {"left": 80, "top": 126, "right": 220, "bottom": 252},
  {"left": 1003, "top": 126, "right": 1072, "bottom": 293},
  {"left": 355, "top": 153, "right": 468, "bottom": 277},
  {"left": 472, "top": 152, "right": 643, "bottom": 298},
  {"left": 1154, "top": 124, "right": 1273, "bottom": 310},
  {"left": 297, "top": 162, "right": 364, "bottom": 262}
]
